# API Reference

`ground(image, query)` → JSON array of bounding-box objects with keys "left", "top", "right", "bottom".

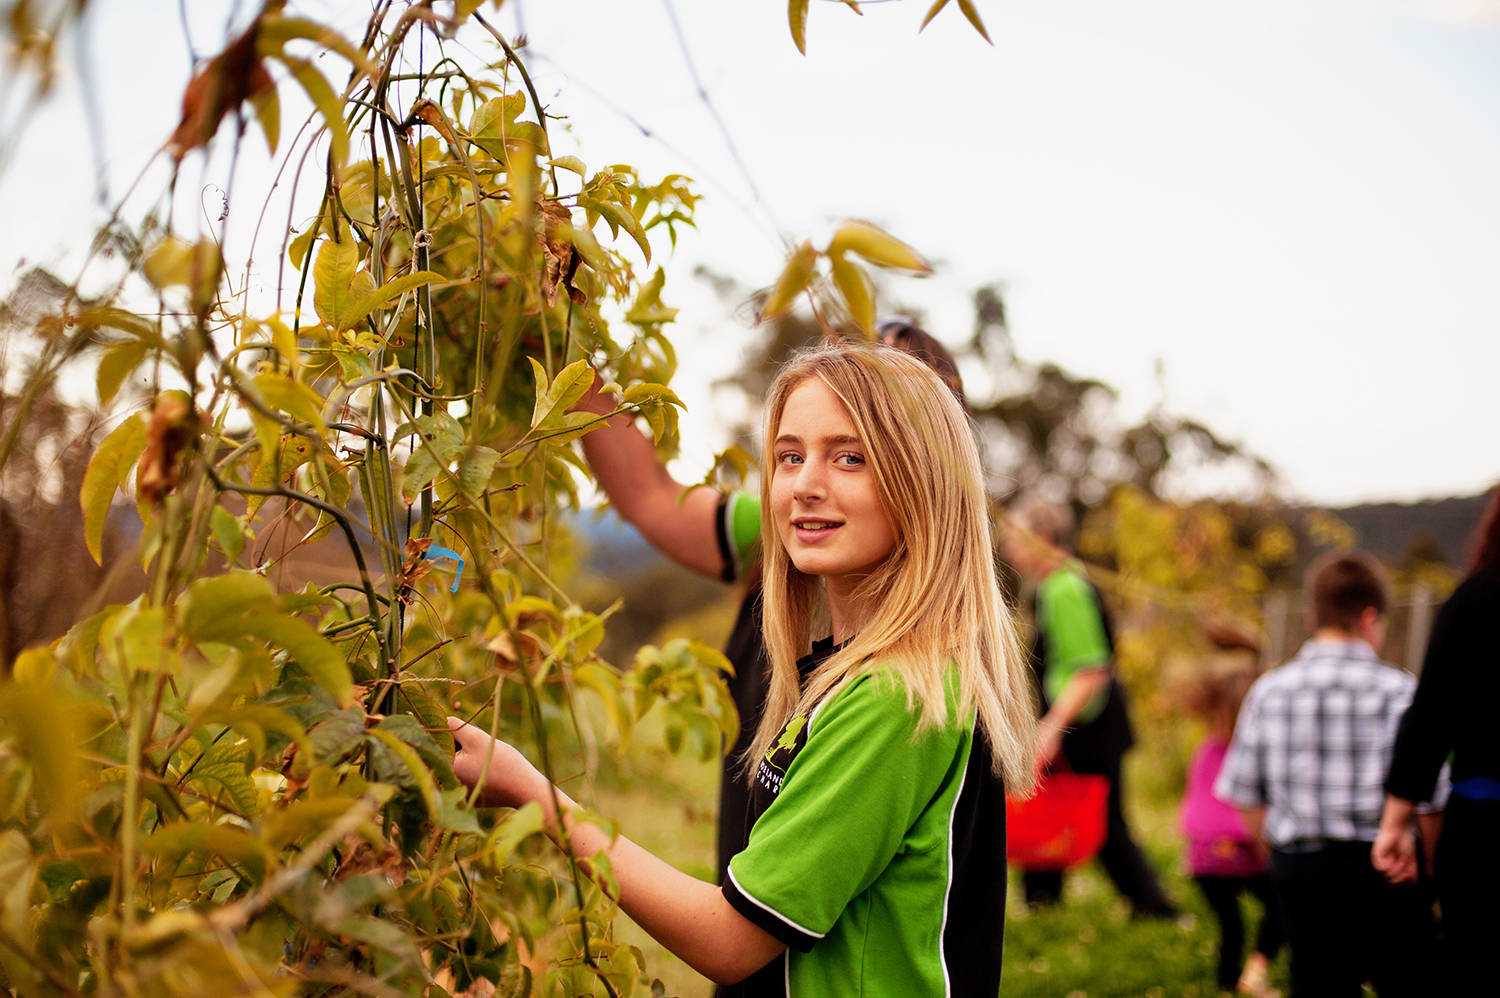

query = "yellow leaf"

[
  {"left": 830, "top": 254, "right": 876, "bottom": 336},
  {"left": 826, "top": 220, "right": 931, "bottom": 273},
  {"left": 956, "top": 0, "right": 993, "bottom": 43},
  {"left": 920, "top": 0, "right": 952, "bottom": 31},
  {"left": 789, "top": 0, "right": 809, "bottom": 54},
  {"left": 550, "top": 155, "right": 586, "bottom": 176},
  {"left": 253, "top": 371, "right": 325, "bottom": 429},
  {"left": 142, "top": 237, "right": 223, "bottom": 309},
  {"left": 80, "top": 413, "right": 148, "bottom": 564},
  {"left": 275, "top": 54, "right": 348, "bottom": 165},
  {"left": 759, "top": 241, "right": 818, "bottom": 320}
]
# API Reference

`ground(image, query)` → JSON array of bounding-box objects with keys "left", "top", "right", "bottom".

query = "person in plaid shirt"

[{"left": 1214, "top": 552, "right": 1446, "bottom": 997}]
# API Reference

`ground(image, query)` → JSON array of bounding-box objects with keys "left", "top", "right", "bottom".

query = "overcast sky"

[{"left": 5, "top": 0, "right": 1498, "bottom": 506}]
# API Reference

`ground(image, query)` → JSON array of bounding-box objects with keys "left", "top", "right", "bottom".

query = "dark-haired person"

[
  {"left": 1216, "top": 552, "right": 1447, "bottom": 998},
  {"left": 1373, "top": 482, "right": 1500, "bottom": 995},
  {"left": 571, "top": 322, "right": 965, "bottom": 885}
]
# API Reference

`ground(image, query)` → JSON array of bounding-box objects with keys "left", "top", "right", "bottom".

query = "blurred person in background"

[
  {"left": 1216, "top": 552, "right": 1445, "bottom": 998},
  {"left": 1373, "top": 481, "right": 1500, "bottom": 995},
  {"left": 1001, "top": 495, "right": 1178, "bottom": 918},
  {"left": 1175, "top": 626, "right": 1284, "bottom": 998}
]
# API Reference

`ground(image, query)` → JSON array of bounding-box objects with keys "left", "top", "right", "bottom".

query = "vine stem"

[{"left": 461, "top": 528, "right": 620, "bottom": 998}]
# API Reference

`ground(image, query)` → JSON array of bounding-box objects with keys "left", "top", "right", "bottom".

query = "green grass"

[{"left": 588, "top": 728, "right": 1289, "bottom": 998}]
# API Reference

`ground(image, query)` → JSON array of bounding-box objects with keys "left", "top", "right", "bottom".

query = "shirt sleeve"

[
  {"left": 1213, "top": 683, "right": 1267, "bottom": 809},
  {"left": 723, "top": 673, "right": 963, "bottom": 951},
  {"left": 715, "top": 491, "right": 762, "bottom": 583},
  {"left": 1038, "top": 568, "right": 1112, "bottom": 720}
]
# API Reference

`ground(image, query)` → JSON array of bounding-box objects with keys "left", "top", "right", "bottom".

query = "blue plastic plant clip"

[{"left": 422, "top": 544, "right": 465, "bottom": 592}]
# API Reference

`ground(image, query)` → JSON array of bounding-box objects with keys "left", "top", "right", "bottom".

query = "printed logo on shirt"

[{"left": 755, "top": 714, "right": 808, "bottom": 798}]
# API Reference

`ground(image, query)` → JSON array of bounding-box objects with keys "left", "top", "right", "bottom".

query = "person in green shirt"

[
  {"left": 1002, "top": 494, "right": 1178, "bottom": 918},
  {"left": 451, "top": 341, "right": 1039, "bottom": 996}
]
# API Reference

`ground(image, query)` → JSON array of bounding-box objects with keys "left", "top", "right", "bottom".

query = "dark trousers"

[
  {"left": 1021, "top": 756, "right": 1175, "bottom": 915},
  {"left": 1269, "top": 841, "right": 1438, "bottom": 998},
  {"left": 1193, "top": 872, "right": 1285, "bottom": 991},
  {"left": 1434, "top": 796, "right": 1500, "bottom": 995}
]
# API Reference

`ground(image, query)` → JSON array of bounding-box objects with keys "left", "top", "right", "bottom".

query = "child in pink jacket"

[{"left": 1180, "top": 652, "right": 1284, "bottom": 997}]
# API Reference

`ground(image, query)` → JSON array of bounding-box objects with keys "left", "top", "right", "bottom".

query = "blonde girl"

[{"left": 450, "top": 340, "right": 1036, "bottom": 997}]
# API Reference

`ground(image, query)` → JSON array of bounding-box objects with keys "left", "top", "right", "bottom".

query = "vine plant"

[{"left": 0, "top": 4, "right": 737, "bottom": 996}]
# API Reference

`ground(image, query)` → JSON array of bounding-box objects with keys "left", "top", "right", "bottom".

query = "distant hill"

[{"left": 1327, "top": 490, "right": 1490, "bottom": 568}]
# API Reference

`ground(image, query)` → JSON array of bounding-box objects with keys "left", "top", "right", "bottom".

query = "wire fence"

[{"left": 1260, "top": 583, "right": 1438, "bottom": 675}]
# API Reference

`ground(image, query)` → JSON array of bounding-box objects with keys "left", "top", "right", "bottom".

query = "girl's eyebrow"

[{"left": 774, "top": 433, "right": 862, "bottom": 447}]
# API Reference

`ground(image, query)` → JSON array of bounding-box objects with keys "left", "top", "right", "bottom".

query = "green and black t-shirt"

[
  {"left": 1029, "top": 563, "right": 1133, "bottom": 772},
  {"left": 721, "top": 640, "right": 1009, "bottom": 998}
]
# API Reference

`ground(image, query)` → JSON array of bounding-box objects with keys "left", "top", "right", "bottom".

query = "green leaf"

[
  {"left": 392, "top": 685, "right": 455, "bottom": 759},
  {"left": 248, "top": 432, "right": 318, "bottom": 517},
  {"left": 451, "top": 446, "right": 501, "bottom": 499},
  {"left": 239, "top": 615, "right": 352, "bottom": 706},
  {"left": 376, "top": 713, "right": 455, "bottom": 788},
  {"left": 368, "top": 728, "right": 440, "bottom": 821},
  {"left": 433, "top": 786, "right": 481, "bottom": 834},
  {"left": 301, "top": 461, "right": 352, "bottom": 544},
  {"left": 526, "top": 410, "right": 600, "bottom": 448},
  {"left": 80, "top": 413, "right": 147, "bottom": 564},
  {"left": 305, "top": 708, "right": 368, "bottom": 770},
  {"left": 181, "top": 573, "right": 352, "bottom": 705},
  {"left": 789, "top": 0, "right": 809, "bottom": 54},
  {"left": 488, "top": 802, "right": 546, "bottom": 862},
  {"left": 528, "top": 357, "right": 595, "bottom": 431},
  {"left": 311, "top": 238, "right": 368, "bottom": 331},
  {"left": 262, "top": 797, "right": 365, "bottom": 851},
  {"left": 550, "top": 155, "right": 586, "bottom": 176},
  {"left": 210, "top": 507, "right": 246, "bottom": 563},
  {"left": 0, "top": 683, "right": 82, "bottom": 828},
  {"left": 96, "top": 340, "right": 149, "bottom": 407},
  {"left": 180, "top": 572, "right": 277, "bottom": 636},
  {"left": 287, "top": 225, "right": 318, "bottom": 272},
  {"left": 578, "top": 195, "right": 651, "bottom": 263},
  {"left": 400, "top": 447, "right": 442, "bottom": 504},
  {"left": 340, "top": 269, "right": 443, "bottom": 333},
  {"left": 620, "top": 382, "right": 684, "bottom": 446},
  {"left": 185, "top": 741, "right": 259, "bottom": 818},
  {"left": 624, "top": 267, "right": 678, "bottom": 326},
  {"left": 253, "top": 371, "right": 325, "bottom": 429},
  {"left": 0, "top": 831, "right": 36, "bottom": 943},
  {"left": 395, "top": 412, "right": 465, "bottom": 457},
  {"left": 140, "top": 822, "right": 271, "bottom": 879}
]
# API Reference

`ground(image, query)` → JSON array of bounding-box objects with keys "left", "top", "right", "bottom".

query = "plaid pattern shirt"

[{"left": 1214, "top": 638, "right": 1449, "bottom": 850}]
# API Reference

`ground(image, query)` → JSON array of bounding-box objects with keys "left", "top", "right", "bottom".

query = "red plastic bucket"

[{"left": 1006, "top": 772, "right": 1109, "bottom": 870}]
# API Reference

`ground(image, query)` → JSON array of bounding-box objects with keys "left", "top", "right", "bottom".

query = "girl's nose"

[{"left": 792, "top": 460, "right": 826, "bottom": 503}]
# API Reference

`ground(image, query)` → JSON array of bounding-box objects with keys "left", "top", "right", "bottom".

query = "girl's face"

[{"left": 770, "top": 377, "right": 898, "bottom": 618}]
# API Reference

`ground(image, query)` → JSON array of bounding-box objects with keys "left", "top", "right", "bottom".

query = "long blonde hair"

[{"left": 748, "top": 341, "right": 1038, "bottom": 793}]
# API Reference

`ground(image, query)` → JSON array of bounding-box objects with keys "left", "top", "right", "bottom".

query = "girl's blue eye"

[
  {"left": 836, "top": 453, "right": 865, "bottom": 467},
  {"left": 779, "top": 452, "right": 803, "bottom": 465}
]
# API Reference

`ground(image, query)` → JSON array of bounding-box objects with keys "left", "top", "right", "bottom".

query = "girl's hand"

[{"left": 447, "top": 717, "right": 549, "bottom": 809}]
